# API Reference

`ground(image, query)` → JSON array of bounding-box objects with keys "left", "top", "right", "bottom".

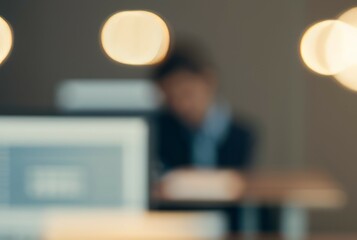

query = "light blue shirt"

[{"left": 192, "top": 103, "right": 232, "bottom": 168}]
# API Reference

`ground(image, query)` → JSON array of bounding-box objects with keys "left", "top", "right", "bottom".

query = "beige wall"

[{"left": 0, "top": 0, "right": 356, "bottom": 232}]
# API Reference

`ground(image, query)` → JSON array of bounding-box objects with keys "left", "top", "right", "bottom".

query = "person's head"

[{"left": 152, "top": 43, "right": 217, "bottom": 127}]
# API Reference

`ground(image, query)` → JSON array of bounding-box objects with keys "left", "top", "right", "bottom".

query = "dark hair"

[{"left": 152, "top": 41, "right": 213, "bottom": 82}]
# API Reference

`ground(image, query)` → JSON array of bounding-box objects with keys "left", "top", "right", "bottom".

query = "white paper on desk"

[{"left": 161, "top": 169, "right": 246, "bottom": 201}]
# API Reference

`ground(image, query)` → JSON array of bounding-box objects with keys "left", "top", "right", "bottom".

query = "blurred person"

[
  {"left": 150, "top": 42, "right": 264, "bottom": 233},
  {"left": 152, "top": 43, "right": 255, "bottom": 172}
]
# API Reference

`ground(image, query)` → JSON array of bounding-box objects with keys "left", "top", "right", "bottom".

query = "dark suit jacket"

[
  {"left": 152, "top": 110, "right": 281, "bottom": 234},
  {"left": 156, "top": 110, "right": 255, "bottom": 171}
]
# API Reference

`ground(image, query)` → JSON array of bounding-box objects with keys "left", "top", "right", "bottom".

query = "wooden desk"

[
  {"left": 153, "top": 170, "right": 346, "bottom": 207},
  {"left": 44, "top": 211, "right": 225, "bottom": 240},
  {"left": 152, "top": 170, "right": 347, "bottom": 240},
  {"left": 242, "top": 171, "right": 346, "bottom": 208}
]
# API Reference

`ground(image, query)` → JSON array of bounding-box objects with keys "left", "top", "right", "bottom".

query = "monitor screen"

[{"left": 0, "top": 116, "right": 149, "bottom": 210}]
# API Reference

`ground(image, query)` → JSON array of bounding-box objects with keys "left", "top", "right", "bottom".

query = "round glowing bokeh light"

[
  {"left": 300, "top": 20, "right": 338, "bottom": 75},
  {"left": 324, "top": 20, "right": 357, "bottom": 74},
  {"left": 0, "top": 16, "right": 13, "bottom": 65},
  {"left": 300, "top": 20, "right": 357, "bottom": 75},
  {"left": 339, "top": 7, "right": 357, "bottom": 28},
  {"left": 101, "top": 11, "right": 170, "bottom": 65},
  {"left": 335, "top": 65, "right": 357, "bottom": 91},
  {"left": 334, "top": 7, "right": 357, "bottom": 91}
]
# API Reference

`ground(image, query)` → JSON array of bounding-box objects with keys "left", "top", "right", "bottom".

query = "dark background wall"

[{"left": 0, "top": 0, "right": 356, "bottom": 232}]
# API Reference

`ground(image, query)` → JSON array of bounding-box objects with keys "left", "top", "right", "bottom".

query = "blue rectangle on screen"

[{"left": 8, "top": 146, "right": 122, "bottom": 207}]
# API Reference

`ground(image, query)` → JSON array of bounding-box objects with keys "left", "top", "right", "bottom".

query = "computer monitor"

[{"left": 0, "top": 115, "right": 149, "bottom": 210}]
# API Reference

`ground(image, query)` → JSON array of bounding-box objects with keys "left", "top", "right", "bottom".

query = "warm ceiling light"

[
  {"left": 324, "top": 21, "right": 357, "bottom": 75},
  {"left": 334, "top": 7, "right": 357, "bottom": 91},
  {"left": 339, "top": 7, "right": 357, "bottom": 28},
  {"left": 0, "top": 16, "right": 13, "bottom": 65},
  {"left": 300, "top": 20, "right": 338, "bottom": 75},
  {"left": 100, "top": 11, "right": 170, "bottom": 66},
  {"left": 300, "top": 7, "right": 357, "bottom": 92},
  {"left": 334, "top": 65, "right": 357, "bottom": 91},
  {"left": 300, "top": 20, "right": 357, "bottom": 75}
]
